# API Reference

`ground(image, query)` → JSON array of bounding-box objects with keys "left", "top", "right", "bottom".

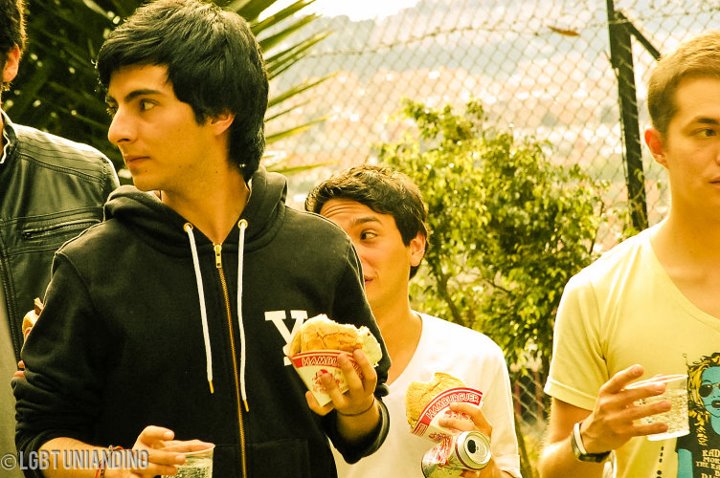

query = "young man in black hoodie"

[{"left": 14, "top": 1, "right": 390, "bottom": 477}]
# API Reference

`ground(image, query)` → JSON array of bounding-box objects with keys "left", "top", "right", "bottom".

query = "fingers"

[
  {"left": 437, "top": 403, "right": 492, "bottom": 436},
  {"left": 125, "top": 448, "right": 185, "bottom": 477},
  {"left": 452, "top": 403, "right": 492, "bottom": 435},
  {"left": 335, "top": 350, "right": 377, "bottom": 394},
  {"left": 13, "top": 360, "right": 25, "bottom": 379},
  {"left": 133, "top": 433, "right": 213, "bottom": 476},
  {"left": 161, "top": 440, "right": 214, "bottom": 453},
  {"left": 601, "top": 364, "right": 644, "bottom": 394},
  {"left": 351, "top": 349, "right": 378, "bottom": 390},
  {"left": 584, "top": 366, "right": 676, "bottom": 451},
  {"left": 314, "top": 351, "right": 377, "bottom": 416},
  {"left": 305, "top": 390, "right": 334, "bottom": 416},
  {"left": 136, "top": 425, "right": 175, "bottom": 448}
]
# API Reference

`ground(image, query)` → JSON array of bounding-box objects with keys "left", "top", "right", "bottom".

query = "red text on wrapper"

[{"left": 412, "top": 387, "right": 484, "bottom": 441}]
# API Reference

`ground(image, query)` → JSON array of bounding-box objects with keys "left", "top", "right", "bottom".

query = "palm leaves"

[{"left": 7, "top": 0, "right": 329, "bottom": 176}]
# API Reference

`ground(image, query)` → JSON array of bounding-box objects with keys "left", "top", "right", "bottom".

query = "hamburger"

[
  {"left": 288, "top": 314, "right": 383, "bottom": 365},
  {"left": 406, "top": 372, "right": 466, "bottom": 429}
]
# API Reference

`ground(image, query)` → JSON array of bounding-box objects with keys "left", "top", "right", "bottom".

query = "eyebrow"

[
  {"left": 351, "top": 216, "right": 382, "bottom": 227},
  {"left": 692, "top": 117, "right": 720, "bottom": 126},
  {"left": 105, "top": 88, "right": 163, "bottom": 105}
]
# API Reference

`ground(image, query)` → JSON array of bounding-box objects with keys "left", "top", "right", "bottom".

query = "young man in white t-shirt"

[{"left": 307, "top": 165, "right": 521, "bottom": 477}]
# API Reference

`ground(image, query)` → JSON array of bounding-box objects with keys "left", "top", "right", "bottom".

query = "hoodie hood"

[{"left": 104, "top": 166, "right": 288, "bottom": 253}]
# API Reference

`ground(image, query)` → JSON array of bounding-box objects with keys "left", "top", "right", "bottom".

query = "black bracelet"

[{"left": 337, "top": 397, "right": 376, "bottom": 417}]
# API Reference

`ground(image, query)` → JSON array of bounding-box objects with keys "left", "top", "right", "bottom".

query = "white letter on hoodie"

[{"left": 265, "top": 310, "right": 308, "bottom": 365}]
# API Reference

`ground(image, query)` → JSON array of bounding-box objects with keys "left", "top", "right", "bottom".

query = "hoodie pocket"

[{"left": 249, "top": 439, "right": 311, "bottom": 478}]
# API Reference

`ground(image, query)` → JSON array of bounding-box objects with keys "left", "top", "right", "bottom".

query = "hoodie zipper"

[{"left": 214, "top": 243, "right": 248, "bottom": 477}]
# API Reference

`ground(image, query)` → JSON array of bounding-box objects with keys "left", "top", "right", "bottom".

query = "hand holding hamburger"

[
  {"left": 406, "top": 372, "right": 486, "bottom": 441},
  {"left": 287, "top": 314, "right": 383, "bottom": 415}
]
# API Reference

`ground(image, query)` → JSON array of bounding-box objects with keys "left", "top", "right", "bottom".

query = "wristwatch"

[{"left": 571, "top": 421, "right": 611, "bottom": 463}]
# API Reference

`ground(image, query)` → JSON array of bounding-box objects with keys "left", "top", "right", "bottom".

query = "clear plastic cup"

[
  {"left": 161, "top": 444, "right": 215, "bottom": 478},
  {"left": 626, "top": 374, "right": 689, "bottom": 441}
]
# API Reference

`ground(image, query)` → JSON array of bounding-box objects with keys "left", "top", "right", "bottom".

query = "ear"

[
  {"left": 209, "top": 111, "right": 235, "bottom": 135},
  {"left": 2, "top": 46, "right": 21, "bottom": 84},
  {"left": 645, "top": 127, "right": 667, "bottom": 168},
  {"left": 409, "top": 232, "right": 426, "bottom": 268}
]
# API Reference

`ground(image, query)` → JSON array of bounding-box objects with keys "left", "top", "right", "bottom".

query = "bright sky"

[{"left": 266, "top": 0, "right": 420, "bottom": 21}]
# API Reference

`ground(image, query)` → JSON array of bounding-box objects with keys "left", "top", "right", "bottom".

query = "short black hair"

[
  {"left": 96, "top": 0, "right": 268, "bottom": 179},
  {"left": 306, "top": 164, "right": 429, "bottom": 278},
  {"left": 0, "top": 0, "right": 25, "bottom": 90}
]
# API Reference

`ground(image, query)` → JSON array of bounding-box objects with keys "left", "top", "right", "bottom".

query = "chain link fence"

[{"left": 266, "top": 0, "right": 718, "bottom": 471}]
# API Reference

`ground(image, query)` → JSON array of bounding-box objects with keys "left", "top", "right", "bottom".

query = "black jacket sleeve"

[
  {"left": 322, "top": 243, "right": 391, "bottom": 461},
  {"left": 14, "top": 252, "right": 109, "bottom": 476}
]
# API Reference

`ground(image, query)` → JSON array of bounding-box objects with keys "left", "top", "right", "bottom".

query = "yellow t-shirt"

[{"left": 545, "top": 225, "right": 720, "bottom": 478}]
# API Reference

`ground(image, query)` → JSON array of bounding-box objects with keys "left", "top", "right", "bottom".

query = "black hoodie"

[{"left": 14, "top": 168, "right": 390, "bottom": 478}]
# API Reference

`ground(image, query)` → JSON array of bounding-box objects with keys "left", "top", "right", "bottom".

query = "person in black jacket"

[
  {"left": 0, "top": 1, "right": 118, "bottom": 475},
  {"left": 14, "top": 1, "right": 390, "bottom": 477}
]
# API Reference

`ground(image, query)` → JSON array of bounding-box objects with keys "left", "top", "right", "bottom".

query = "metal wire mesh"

[{"left": 266, "top": 0, "right": 719, "bottom": 470}]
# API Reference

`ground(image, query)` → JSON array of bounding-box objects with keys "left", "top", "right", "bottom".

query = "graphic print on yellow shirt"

[{"left": 677, "top": 352, "right": 720, "bottom": 478}]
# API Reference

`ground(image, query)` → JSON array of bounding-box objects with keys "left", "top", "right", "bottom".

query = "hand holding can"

[{"left": 421, "top": 431, "right": 491, "bottom": 478}]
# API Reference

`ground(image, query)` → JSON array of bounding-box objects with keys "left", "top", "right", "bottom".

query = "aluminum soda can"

[{"left": 421, "top": 431, "right": 491, "bottom": 478}]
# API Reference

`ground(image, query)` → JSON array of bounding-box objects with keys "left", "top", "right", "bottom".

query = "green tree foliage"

[
  {"left": 379, "top": 99, "right": 607, "bottom": 375},
  {"left": 6, "top": 0, "right": 328, "bottom": 177}
]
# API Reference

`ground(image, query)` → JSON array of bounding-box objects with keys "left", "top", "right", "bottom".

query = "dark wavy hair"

[
  {"left": 96, "top": 0, "right": 268, "bottom": 179},
  {"left": 0, "top": 0, "right": 25, "bottom": 91},
  {"left": 305, "top": 164, "right": 429, "bottom": 279}
]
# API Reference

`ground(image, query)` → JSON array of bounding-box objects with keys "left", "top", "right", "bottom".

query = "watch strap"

[{"left": 571, "top": 421, "right": 611, "bottom": 463}]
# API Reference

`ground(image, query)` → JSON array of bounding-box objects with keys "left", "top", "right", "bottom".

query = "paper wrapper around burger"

[
  {"left": 286, "top": 314, "right": 383, "bottom": 407},
  {"left": 406, "top": 372, "right": 484, "bottom": 442}
]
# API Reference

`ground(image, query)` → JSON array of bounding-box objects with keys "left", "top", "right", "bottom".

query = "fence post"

[{"left": 606, "top": 0, "right": 648, "bottom": 231}]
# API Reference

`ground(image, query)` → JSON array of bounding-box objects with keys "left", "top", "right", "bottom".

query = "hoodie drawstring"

[
  {"left": 183, "top": 223, "right": 214, "bottom": 394},
  {"left": 183, "top": 221, "right": 249, "bottom": 410},
  {"left": 237, "top": 219, "right": 249, "bottom": 412}
]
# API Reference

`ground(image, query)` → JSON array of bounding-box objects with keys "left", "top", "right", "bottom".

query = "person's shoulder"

[
  {"left": 286, "top": 206, "right": 348, "bottom": 237},
  {"left": 14, "top": 123, "right": 114, "bottom": 171},
  {"left": 57, "top": 216, "right": 123, "bottom": 255}
]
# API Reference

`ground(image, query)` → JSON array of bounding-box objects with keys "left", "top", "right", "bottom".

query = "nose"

[{"left": 107, "top": 107, "right": 134, "bottom": 146}]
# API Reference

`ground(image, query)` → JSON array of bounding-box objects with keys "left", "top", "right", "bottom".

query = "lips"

[{"left": 123, "top": 155, "right": 149, "bottom": 167}]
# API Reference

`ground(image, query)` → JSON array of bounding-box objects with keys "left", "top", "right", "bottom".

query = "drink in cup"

[
  {"left": 161, "top": 444, "right": 215, "bottom": 478},
  {"left": 626, "top": 374, "right": 689, "bottom": 441}
]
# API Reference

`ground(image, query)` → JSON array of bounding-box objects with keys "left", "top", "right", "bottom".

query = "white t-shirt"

[{"left": 333, "top": 313, "right": 521, "bottom": 477}]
